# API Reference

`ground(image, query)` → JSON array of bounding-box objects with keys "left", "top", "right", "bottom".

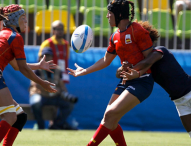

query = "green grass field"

[{"left": 13, "top": 130, "right": 190, "bottom": 146}]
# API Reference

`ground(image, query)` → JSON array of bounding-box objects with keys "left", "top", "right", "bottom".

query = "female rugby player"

[
  {"left": 0, "top": 4, "right": 57, "bottom": 146},
  {"left": 118, "top": 21, "right": 191, "bottom": 139},
  {"left": 67, "top": 0, "right": 158, "bottom": 145}
]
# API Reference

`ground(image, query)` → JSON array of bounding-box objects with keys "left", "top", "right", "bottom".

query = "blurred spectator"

[
  {"left": 38, "top": 20, "right": 70, "bottom": 83},
  {"left": 174, "top": 0, "right": 191, "bottom": 21},
  {"left": 29, "top": 48, "right": 78, "bottom": 130}
]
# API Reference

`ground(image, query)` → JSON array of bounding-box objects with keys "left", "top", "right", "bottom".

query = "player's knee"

[
  {"left": 1, "top": 112, "right": 17, "bottom": 125},
  {"left": 12, "top": 113, "right": 27, "bottom": 131},
  {"left": 104, "top": 109, "right": 119, "bottom": 124}
]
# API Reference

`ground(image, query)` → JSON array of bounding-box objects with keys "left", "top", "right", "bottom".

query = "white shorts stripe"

[
  {"left": 0, "top": 105, "right": 16, "bottom": 115},
  {"left": 15, "top": 104, "right": 23, "bottom": 115}
]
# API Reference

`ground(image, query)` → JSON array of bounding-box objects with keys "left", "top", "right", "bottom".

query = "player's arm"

[
  {"left": 67, "top": 52, "right": 116, "bottom": 77},
  {"left": 9, "top": 58, "right": 19, "bottom": 70},
  {"left": 9, "top": 56, "right": 56, "bottom": 73},
  {"left": 133, "top": 51, "right": 163, "bottom": 73},
  {"left": 120, "top": 51, "right": 163, "bottom": 80},
  {"left": 17, "top": 59, "right": 57, "bottom": 93}
]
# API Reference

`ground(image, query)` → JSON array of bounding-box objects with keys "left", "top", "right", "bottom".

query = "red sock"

[
  {"left": 3, "top": 127, "right": 19, "bottom": 146},
  {"left": 87, "top": 124, "right": 111, "bottom": 146},
  {"left": 0, "top": 120, "right": 11, "bottom": 143},
  {"left": 110, "top": 124, "right": 127, "bottom": 146}
]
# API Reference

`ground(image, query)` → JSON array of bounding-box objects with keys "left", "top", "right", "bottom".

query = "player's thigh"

[
  {"left": 0, "top": 87, "right": 14, "bottom": 107},
  {"left": 104, "top": 94, "right": 120, "bottom": 112},
  {"left": 107, "top": 90, "right": 140, "bottom": 118},
  {"left": 108, "top": 94, "right": 120, "bottom": 105}
]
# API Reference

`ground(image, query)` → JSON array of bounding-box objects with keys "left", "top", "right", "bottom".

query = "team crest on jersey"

[{"left": 125, "top": 34, "right": 132, "bottom": 44}]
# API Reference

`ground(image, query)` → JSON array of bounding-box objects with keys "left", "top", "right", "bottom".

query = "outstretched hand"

[
  {"left": 39, "top": 55, "right": 57, "bottom": 73},
  {"left": 41, "top": 80, "right": 57, "bottom": 93},
  {"left": 120, "top": 67, "right": 140, "bottom": 85},
  {"left": 67, "top": 63, "right": 86, "bottom": 77}
]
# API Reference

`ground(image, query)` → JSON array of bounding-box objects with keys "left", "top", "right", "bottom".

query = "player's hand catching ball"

[{"left": 67, "top": 63, "right": 86, "bottom": 77}]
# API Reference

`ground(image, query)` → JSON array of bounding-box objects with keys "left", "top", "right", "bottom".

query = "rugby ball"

[{"left": 71, "top": 25, "right": 93, "bottom": 53}]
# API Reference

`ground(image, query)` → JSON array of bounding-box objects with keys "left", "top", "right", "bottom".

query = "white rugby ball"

[{"left": 71, "top": 25, "right": 93, "bottom": 53}]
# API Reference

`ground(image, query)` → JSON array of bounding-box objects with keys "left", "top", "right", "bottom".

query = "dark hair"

[
  {"left": 107, "top": 0, "right": 135, "bottom": 26},
  {"left": 128, "top": 1, "right": 135, "bottom": 22},
  {"left": 135, "top": 19, "right": 160, "bottom": 43}
]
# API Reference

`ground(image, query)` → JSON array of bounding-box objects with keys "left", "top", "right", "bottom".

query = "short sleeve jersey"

[
  {"left": 0, "top": 28, "right": 26, "bottom": 71},
  {"left": 151, "top": 46, "right": 191, "bottom": 100},
  {"left": 107, "top": 22, "right": 153, "bottom": 72}
]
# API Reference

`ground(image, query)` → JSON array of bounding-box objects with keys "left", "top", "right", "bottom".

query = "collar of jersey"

[{"left": 119, "top": 22, "right": 132, "bottom": 33}]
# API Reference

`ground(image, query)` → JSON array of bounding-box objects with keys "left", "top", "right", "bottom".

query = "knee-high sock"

[
  {"left": 110, "top": 124, "right": 127, "bottom": 146},
  {"left": 0, "top": 120, "right": 11, "bottom": 143},
  {"left": 87, "top": 124, "right": 111, "bottom": 146},
  {"left": 3, "top": 127, "right": 19, "bottom": 146}
]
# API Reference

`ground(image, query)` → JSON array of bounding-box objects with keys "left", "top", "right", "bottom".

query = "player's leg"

[
  {"left": 106, "top": 94, "right": 127, "bottom": 146},
  {"left": 3, "top": 100, "right": 27, "bottom": 146},
  {"left": 87, "top": 91, "right": 140, "bottom": 146},
  {"left": 180, "top": 114, "right": 191, "bottom": 136},
  {"left": 173, "top": 91, "right": 191, "bottom": 137},
  {"left": 0, "top": 87, "right": 17, "bottom": 143},
  {"left": 87, "top": 76, "right": 154, "bottom": 146}
]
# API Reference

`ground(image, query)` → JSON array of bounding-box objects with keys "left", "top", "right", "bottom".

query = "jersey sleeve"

[
  {"left": 153, "top": 47, "right": 164, "bottom": 54},
  {"left": 134, "top": 25, "right": 153, "bottom": 52},
  {"left": 11, "top": 35, "right": 26, "bottom": 60},
  {"left": 38, "top": 40, "right": 50, "bottom": 57},
  {"left": 107, "top": 34, "right": 117, "bottom": 54}
]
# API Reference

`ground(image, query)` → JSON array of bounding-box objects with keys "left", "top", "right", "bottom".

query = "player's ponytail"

[
  {"left": 0, "top": 7, "right": 8, "bottom": 21},
  {"left": 135, "top": 20, "right": 160, "bottom": 44},
  {"left": 128, "top": 1, "right": 135, "bottom": 22}
]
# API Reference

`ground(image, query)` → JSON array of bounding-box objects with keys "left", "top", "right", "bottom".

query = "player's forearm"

[
  {"left": 19, "top": 65, "right": 44, "bottom": 85},
  {"left": 133, "top": 62, "right": 152, "bottom": 76},
  {"left": 27, "top": 63, "right": 40, "bottom": 70},
  {"left": 85, "top": 57, "right": 110, "bottom": 75}
]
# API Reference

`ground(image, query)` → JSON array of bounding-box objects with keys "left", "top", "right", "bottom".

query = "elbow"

[
  {"left": 18, "top": 64, "right": 28, "bottom": 73},
  {"left": 13, "top": 66, "right": 19, "bottom": 71}
]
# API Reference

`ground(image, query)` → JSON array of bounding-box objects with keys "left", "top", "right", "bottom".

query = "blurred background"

[
  {"left": 1, "top": 0, "right": 191, "bottom": 132},
  {"left": 1, "top": 0, "right": 191, "bottom": 49}
]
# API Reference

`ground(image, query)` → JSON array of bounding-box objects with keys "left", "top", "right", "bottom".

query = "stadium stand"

[
  {"left": 79, "top": 0, "right": 108, "bottom": 13},
  {"left": 83, "top": 7, "right": 110, "bottom": 37},
  {"left": 146, "top": 0, "right": 170, "bottom": 10},
  {"left": 148, "top": 10, "right": 174, "bottom": 38},
  {"left": 0, "top": 0, "right": 15, "bottom": 7},
  {"left": 48, "top": 0, "right": 77, "bottom": 14},
  {"left": 35, "top": 10, "right": 76, "bottom": 35},
  {"left": 176, "top": 11, "right": 191, "bottom": 39},
  {"left": 19, "top": 0, "right": 47, "bottom": 13}
]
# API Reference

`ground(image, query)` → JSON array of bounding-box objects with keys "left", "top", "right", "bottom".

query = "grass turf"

[{"left": 13, "top": 130, "right": 190, "bottom": 146}]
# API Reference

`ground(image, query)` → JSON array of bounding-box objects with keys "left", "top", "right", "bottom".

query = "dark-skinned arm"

[{"left": 120, "top": 51, "right": 163, "bottom": 81}]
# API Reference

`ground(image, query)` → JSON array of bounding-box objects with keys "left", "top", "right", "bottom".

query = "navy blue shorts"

[
  {"left": 114, "top": 74, "right": 154, "bottom": 102},
  {"left": 0, "top": 71, "right": 7, "bottom": 90}
]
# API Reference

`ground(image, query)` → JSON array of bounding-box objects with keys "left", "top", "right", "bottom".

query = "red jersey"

[
  {"left": 0, "top": 27, "right": 26, "bottom": 71},
  {"left": 107, "top": 22, "right": 153, "bottom": 72}
]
